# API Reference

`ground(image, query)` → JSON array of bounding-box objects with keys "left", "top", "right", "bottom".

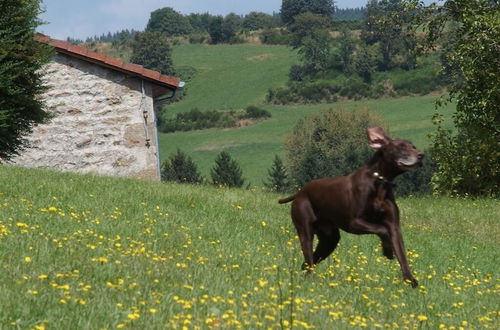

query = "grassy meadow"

[
  {"left": 160, "top": 44, "right": 455, "bottom": 185},
  {"left": 0, "top": 165, "right": 498, "bottom": 329}
]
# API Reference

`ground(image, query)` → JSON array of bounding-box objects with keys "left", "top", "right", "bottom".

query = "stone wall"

[{"left": 10, "top": 53, "right": 161, "bottom": 180}]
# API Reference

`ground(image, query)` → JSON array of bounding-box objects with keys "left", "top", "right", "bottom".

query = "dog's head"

[{"left": 367, "top": 127, "right": 424, "bottom": 171}]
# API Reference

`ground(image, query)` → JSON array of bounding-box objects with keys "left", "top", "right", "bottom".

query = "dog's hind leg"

[
  {"left": 378, "top": 234, "right": 394, "bottom": 259},
  {"left": 313, "top": 228, "right": 340, "bottom": 265},
  {"left": 291, "top": 199, "right": 316, "bottom": 272}
]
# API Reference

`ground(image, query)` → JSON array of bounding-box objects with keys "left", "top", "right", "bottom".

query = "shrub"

[
  {"left": 243, "top": 106, "right": 271, "bottom": 119},
  {"left": 284, "top": 107, "right": 382, "bottom": 187},
  {"left": 161, "top": 149, "right": 202, "bottom": 184},
  {"left": 259, "top": 28, "right": 292, "bottom": 45},
  {"left": 339, "top": 77, "right": 372, "bottom": 99},
  {"left": 266, "top": 87, "right": 300, "bottom": 104},
  {"left": 188, "top": 33, "right": 208, "bottom": 44},
  {"left": 289, "top": 64, "right": 308, "bottom": 82},
  {"left": 210, "top": 151, "right": 245, "bottom": 188},
  {"left": 159, "top": 107, "right": 271, "bottom": 133}
]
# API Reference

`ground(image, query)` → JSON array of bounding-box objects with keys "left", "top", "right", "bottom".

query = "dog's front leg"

[{"left": 384, "top": 202, "right": 418, "bottom": 288}]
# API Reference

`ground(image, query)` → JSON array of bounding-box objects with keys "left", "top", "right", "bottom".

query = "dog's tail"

[{"left": 278, "top": 195, "right": 295, "bottom": 204}]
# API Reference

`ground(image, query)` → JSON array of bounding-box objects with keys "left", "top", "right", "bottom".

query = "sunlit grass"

[
  {"left": 0, "top": 166, "right": 498, "bottom": 329},
  {"left": 162, "top": 44, "right": 456, "bottom": 186}
]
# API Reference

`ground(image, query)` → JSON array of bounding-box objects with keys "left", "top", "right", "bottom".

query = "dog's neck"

[{"left": 367, "top": 150, "right": 403, "bottom": 182}]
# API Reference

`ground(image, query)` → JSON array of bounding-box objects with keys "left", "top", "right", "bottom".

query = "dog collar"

[{"left": 373, "top": 172, "right": 396, "bottom": 187}]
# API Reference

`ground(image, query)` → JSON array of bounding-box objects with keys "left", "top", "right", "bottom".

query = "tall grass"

[{"left": 0, "top": 166, "right": 498, "bottom": 329}]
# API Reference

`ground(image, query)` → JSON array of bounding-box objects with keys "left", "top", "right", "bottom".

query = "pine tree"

[
  {"left": 210, "top": 151, "right": 245, "bottom": 188},
  {"left": 161, "top": 149, "right": 202, "bottom": 184},
  {"left": 0, "top": 0, "right": 53, "bottom": 160},
  {"left": 264, "top": 155, "right": 291, "bottom": 193}
]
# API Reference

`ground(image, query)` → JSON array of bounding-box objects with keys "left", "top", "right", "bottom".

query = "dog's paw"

[
  {"left": 404, "top": 278, "right": 419, "bottom": 288},
  {"left": 381, "top": 245, "right": 394, "bottom": 259},
  {"left": 383, "top": 252, "right": 395, "bottom": 259}
]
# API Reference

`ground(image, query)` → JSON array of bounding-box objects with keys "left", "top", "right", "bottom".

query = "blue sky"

[
  {"left": 39, "top": 0, "right": 436, "bottom": 41},
  {"left": 38, "top": 0, "right": 372, "bottom": 40}
]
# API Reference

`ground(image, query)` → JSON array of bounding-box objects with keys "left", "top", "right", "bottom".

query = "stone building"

[{"left": 10, "top": 34, "right": 181, "bottom": 180}]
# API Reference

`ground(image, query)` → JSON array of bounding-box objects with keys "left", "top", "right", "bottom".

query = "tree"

[
  {"left": 161, "top": 149, "right": 202, "bottom": 184},
  {"left": 242, "top": 12, "right": 278, "bottom": 31},
  {"left": 146, "top": 7, "right": 192, "bottom": 36},
  {"left": 308, "top": 0, "right": 336, "bottom": 18},
  {"left": 264, "top": 155, "right": 291, "bottom": 193},
  {"left": 284, "top": 108, "right": 382, "bottom": 187},
  {"left": 281, "top": 0, "right": 335, "bottom": 25},
  {"left": 419, "top": 0, "right": 500, "bottom": 196},
  {"left": 360, "top": 0, "right": 417, "bottom": 70},
  {"left": 281, "top": 0, "right": 308, "bottom": 25},
  {"left": 208, "top": 16, "right": 224, "bottom": 44},
  {"left": 338, "top": 27, "right": 355, "bottom": 74},
  {"left": 188, "top": 13, "right": 213, "bottom": 33},
  {"left": 0, "top": 0, "right": 53, "bottom": 160},
  {"left": 289, "top": 12, "right": 332, "bottom": 73},
  {"left": 221, "top": 13, "right": 242, "bottom": 43},
  {"left": 354, "top": 45, "right": 378, "bottom": 83},
  {"left": 130, "top": 31, "right": 175, "bottom": 76},
  {"left": 210, "top": 151, "right": 245, "bottom": 187}
]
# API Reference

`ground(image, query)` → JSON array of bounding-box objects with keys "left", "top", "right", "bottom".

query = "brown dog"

[{"left": 279, "top": 127, "right": 423, "bottom": 287}]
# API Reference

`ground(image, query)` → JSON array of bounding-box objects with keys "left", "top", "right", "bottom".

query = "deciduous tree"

[
  {"left": 289, "top": 12, "right": 332, "bottom": 73},
  {"left": 418, "top": 0, "right": 500, "bottom": 196},
  {"left": 130, "top": 31, "right": 175, "bottom": 76},
  {"left": 146, "top": 7, "right": 192, "bottom": 36}
]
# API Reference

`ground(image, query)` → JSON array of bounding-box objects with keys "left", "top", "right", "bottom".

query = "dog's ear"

[{"left": 367, "top": 127, "right": 389, "bottom": 149}]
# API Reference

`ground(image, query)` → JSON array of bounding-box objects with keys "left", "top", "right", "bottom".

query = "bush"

[
  {"left": 188, "top": 33, "right": 208, "bottom": 44},
  {"left": 289, "top": 64, "right": 308, "bottom": 82},
  {"left": 243, "top": 106, "right": 271, "bottom": 119},
  {"left": 259, "top": 28, "right": 292, "bottom": 45},
  {"left": 385, "top": 65, "right": 445, "bottom": 95},
  {"left": 161, "top": 149, "right": 202, "bottom": 184},
  {"left": 284, "top": 107, "right": 383, "bottom": 187},
  {"left": 210, "top": 151, "right": 245, "bottom": 187},
  {"left": 339, "top": 77, "right": 374, "bottom": 99},
  {"left": 158, "top": 107, "right": 271, "bottom": 133}
]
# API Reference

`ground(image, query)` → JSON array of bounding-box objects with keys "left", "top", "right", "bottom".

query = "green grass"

[
  {"left": 0, "top": 166, "right": 498, "bottom": 329},
  {"left": 160, "top": 96, "right": 455, "bottom": 186},
  {"left": 161, "top": 44, "right": 456, "bottom": 186},
  {"left": 170, "top": 44, "right": 298, "bottom": 114}
]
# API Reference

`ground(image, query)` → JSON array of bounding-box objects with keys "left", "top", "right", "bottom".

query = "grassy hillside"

[
  {"left": 0, "top": 166, "right": 498, "bottom": 328},
  {"left": 170, "top": 44, "right": 298, "bottom": 114},
  {"left": 160, "top": 98, "right": 455, "bottom": 187},
  {"left": 161, "top": 44, "right": 455, "bottom": 186}
]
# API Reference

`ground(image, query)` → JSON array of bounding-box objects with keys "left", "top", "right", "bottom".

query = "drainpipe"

[{"left": 153, "top": 81, "right": 185, "bottom": 181}]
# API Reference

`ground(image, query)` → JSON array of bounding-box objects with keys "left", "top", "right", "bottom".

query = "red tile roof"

[{"left": 36, "top": 34, "right": 181, "bottom": 91}]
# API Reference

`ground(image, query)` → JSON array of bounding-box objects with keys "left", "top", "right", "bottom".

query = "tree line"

[{"left": 2, "top": 0, "right": 498, "bottom": 197}]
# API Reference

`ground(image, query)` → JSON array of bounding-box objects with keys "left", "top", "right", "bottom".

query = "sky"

[{"left": 38, "top": 0, "right": 373, "bottom": 40}]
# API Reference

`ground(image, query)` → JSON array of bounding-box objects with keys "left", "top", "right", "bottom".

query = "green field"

[
  {"left": 0, "top": 166, "right": 498, "bottom": 329},
  {"left": 169, "top": 44, "right": 298, "bottom": 114},
  {"left": 161, "top": 44, "right": 454, "bottom": 186}
]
